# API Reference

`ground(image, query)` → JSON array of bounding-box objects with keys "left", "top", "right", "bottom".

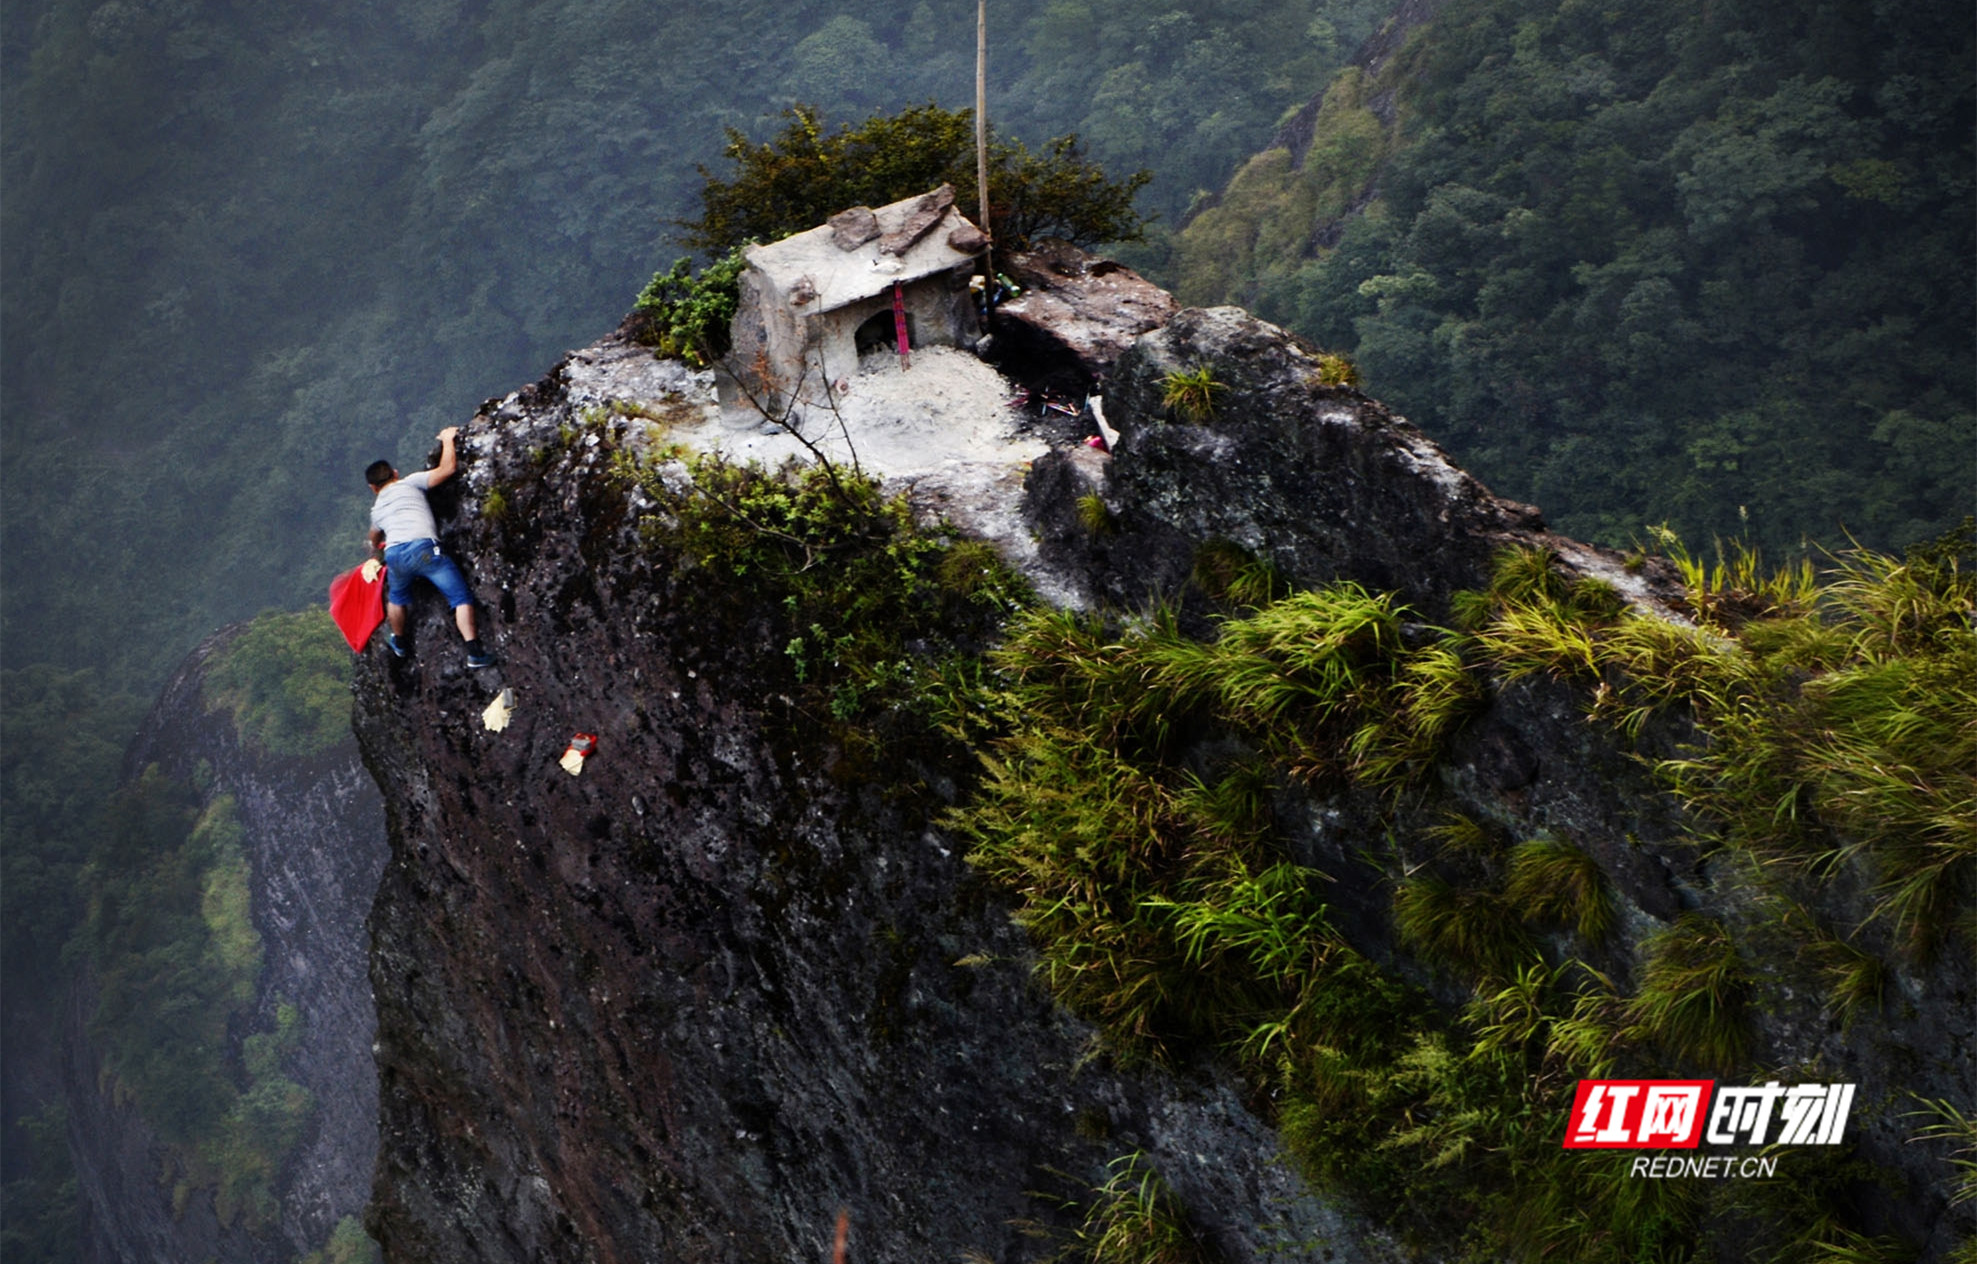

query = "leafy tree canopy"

[
  {"left": 632, "top": 247, "right": 749, "bottom": 367},
  {"left": 1175, "top": 0, "right": 1976, "bottom": 557},
  {"left": 203, "top": 609, "right": 354, "bottom": 760},
  {"left": 681, "top": 103, "right": 1152, "bottom": 255}
]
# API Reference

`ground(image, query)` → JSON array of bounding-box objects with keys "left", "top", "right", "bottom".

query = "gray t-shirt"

[{"left": 370, "top": 471, "right": 438, "bottom": 547}]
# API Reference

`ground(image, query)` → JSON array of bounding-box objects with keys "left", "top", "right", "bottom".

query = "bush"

[
  {"left": 632, "top": 245, "right": 748, "bottom": 367},
  {"left": 203, "top": 609, "right": 352, "bottom": 759},
  {"left": 680, "top": 103, "right": 1150, "bottom": 255},
  {"left": 620, "top": 450, "right": 1029, "bottom": 739}
]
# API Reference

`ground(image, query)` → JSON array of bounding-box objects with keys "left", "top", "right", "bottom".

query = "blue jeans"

[{"left": 383, "top": 539, "right": 474, "bottom": 609}]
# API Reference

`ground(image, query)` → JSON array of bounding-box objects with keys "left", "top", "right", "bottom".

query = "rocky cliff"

[
  {"left": 352, "top": 329, "right": 1395, "bottom": 1262},
  {"left": 353, "top": 292, "right": 1972, "bottom": 1260},
  {"left": 66, "top": 625, "right": 386, "bottom": 1263}
]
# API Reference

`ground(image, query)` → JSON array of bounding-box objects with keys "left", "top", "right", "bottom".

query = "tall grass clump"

[
  {"left": 1650, "top": 533, "right": 1977, "bottom": 956},
  {"left": 1623, "top": 914, "right": 1752, "bottom": 1071},
  {"left": 1161, "top": 365, "right": 1225, "bottom": 422},
  {"left": 1504, "top": 835, "right": 1614, "bottom": 943},
  {"left": 1049, "top": 1152, "right": 1219, "bottom": 1264},
  {"left": 1644, "top": 524, "right": 1818, "bottom": 628},
  {"left": 1392, "top": 874, "right": 1533, "bottom": 982},
  {"left": 1461, "top": 525, "right": 1975, "bottom": 960}
]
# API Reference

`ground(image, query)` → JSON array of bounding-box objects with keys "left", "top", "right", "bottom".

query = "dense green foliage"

[
  {"left": 1175, "top": 0, "right": 1976, "bottom": 556},
  {"left": 617, "top": 441, "right": 1029, "bottom": 737},
  {"left": 204, "top": 608, "right": 355, "bottom": 759},
  {"left": 0, "top": 1103, "right": 79, "bottom": 1263},
  {"left": 80, "top": 779, "right": 316, "bottom": 1231},
  {"left": 633, "top": 247, "right": 751, "bottom": 368},
  {"left": 0, "top": 668, "right": 141, "bottom": 1259},
  {"left": 300, "top": 1216, "right": 382, "bottom": 1264},
  {"left": 954, "top": 530, "right": 1974, "bottom": 1258},
  {"left": 0, "top": 668, "right": 144, "bottom": 998},
  {"left": 682, "top": 103, "right": 1152, "bottom": 254}
]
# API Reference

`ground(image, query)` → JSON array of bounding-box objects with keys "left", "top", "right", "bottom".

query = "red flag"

[{"left": 329, "top": 562, "right": 387, "bottom": 652}]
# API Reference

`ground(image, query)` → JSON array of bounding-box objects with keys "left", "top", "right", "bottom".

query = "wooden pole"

[{"left": 976, "top": 0, "right": 991, "bottom": 277}]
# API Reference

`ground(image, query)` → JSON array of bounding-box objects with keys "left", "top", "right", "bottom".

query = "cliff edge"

[{"left": 353, "top": 295, "right": 1972, "bottom": 1260}]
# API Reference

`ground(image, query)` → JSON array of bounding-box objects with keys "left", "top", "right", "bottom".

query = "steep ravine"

[
  {"left": 354, "top": 304, "right": 1972, "bottom": 1260},
  {"left": 67, "top": 624, "right": 387, "bottom": 1263}
]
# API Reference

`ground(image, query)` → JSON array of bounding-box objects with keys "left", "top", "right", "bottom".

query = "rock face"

[
  {"left": 1027, "top": 305, "right": 1663, "bottom": 623},
  {"left": 990, "top": 240, "right": 1180, "bottom": 392},
  {"left": 354, "top": 338, "right": 1398, "bottom": 1263},
  {"left": 355, "top": 302, "right": 1971, "bottom": 1260},
  {"left": 66, "top": 625, "right": 387, "bottom": 1263}
]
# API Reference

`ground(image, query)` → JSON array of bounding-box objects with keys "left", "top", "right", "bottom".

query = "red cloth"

[{"left": 328, "top": 563, "right": 387, "bottom": 652}]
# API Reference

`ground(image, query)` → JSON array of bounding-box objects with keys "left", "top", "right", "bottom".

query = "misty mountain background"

[
  {"left": 2, "top": 0, "right": 1391, "bottom": 693},
  {"left": 2, "top": 2, "right": 1389, "bottom": 1256},
  {"left": 2, "top": 0, "right": 1970, "bottom": 1258}
]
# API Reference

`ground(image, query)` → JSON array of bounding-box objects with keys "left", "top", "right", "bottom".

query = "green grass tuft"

[
  {"left": 1189, "top": 538, "right": 1290, "bottom": 608},
  {"left": 1161, "top": 365, "right": 1225, "bottom": 423},
  {"left": 1077, "top": 492, "right": 1114, "bottom": 535},
  {"left": 1907, "top": 1097, "right": 1977, "bottom": 1209},
  {"left": 1624, "top": 914, "right": 1752, "bottom": 1071},
  {"left": 1423, "top": 812, "right": 1506, "bottom": 859},
  {"left": 1051, "top": 1152, "right": 1220, "bottom": 1264},
  {"left": 1814, "top": 936, "right": 1887, "bottom": 1030},
  {"left": 1504, "top": 835, "right": 1614, "bottom": 943},
  {"left": 1488, "top": 545, "right": 1570, "bottom": 607},
  {"left": 1313, "top": 352, "right": 1359, "bottom": 387},
  {"left": 1392, "top": 874, "right": 1534, "bottom": 983}
]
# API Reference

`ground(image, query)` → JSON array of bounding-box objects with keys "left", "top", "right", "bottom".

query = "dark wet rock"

[
  {"left": 353, "top": 299, "right": 1971, "bottom": 1260},
  {"left": 353, "top": 352, "right": 1400, "bottom": 1264},
  {"left": 991, "top": 240, "right": 1180, "bottom": 393},
  {"left": 1027, "top": 304, "right": 1682, "bottom": 623}
]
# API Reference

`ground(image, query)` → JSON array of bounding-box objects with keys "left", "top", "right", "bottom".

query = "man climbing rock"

[{"left": 366, "top": 426, "right": 494, "bottom": 667}]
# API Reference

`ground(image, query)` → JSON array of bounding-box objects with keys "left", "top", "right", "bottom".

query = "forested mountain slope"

[
  {"left": 1173, "top": 0, "right": 1975, "bottom": 555},
  {"left": 0, "top": 0, "right": 1387, "bottom": 694}
]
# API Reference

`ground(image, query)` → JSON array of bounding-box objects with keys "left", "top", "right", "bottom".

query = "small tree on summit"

[{"left": 679, "top": 103, "right": 1151, "bottom": 255}]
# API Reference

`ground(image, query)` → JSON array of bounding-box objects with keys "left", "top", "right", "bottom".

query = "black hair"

[{"left": 365, "top": 460, "right": 396, "bottom": 488}]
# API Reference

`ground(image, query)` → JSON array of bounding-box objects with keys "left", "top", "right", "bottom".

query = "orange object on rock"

[{"left": 558, "top": 733, "right": 598, "bottom": 776}]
